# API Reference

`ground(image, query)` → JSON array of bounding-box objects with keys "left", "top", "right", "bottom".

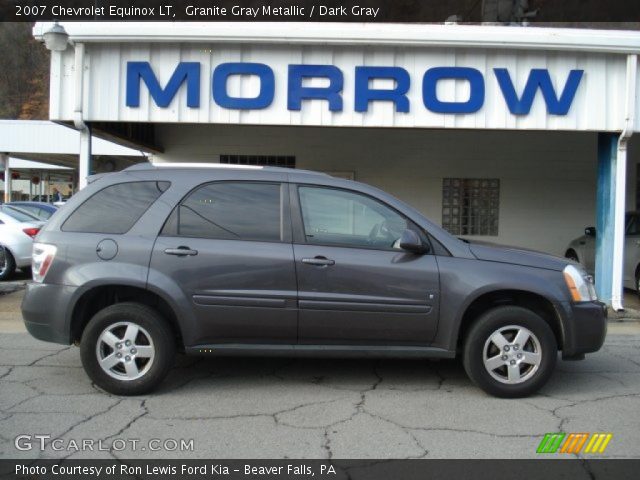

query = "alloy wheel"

[
  {"left": 95, "top": 321, "right": 155, "bottom": 381},
  {"left": 482, "top": 325, "right": 542, "bottom": 384}
]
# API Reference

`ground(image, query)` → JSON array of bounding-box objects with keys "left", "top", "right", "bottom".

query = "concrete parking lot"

[{"left": 1, "top": 286, "right": 639, "bottom": 460}]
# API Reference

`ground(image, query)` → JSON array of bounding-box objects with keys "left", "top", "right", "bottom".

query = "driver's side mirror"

[
  {"left": 399, "top": 229, "right": 427, "bottom": 254},
  {"left": 585, "top": 227, "right": 596, "bottom": 237}
]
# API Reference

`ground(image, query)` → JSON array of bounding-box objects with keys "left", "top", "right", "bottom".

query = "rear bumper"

[
  {"left": 21, "top": 283, "right": 77, "bottom": 345},
  {"left": 560, "top": 300, "right": 607, "bottom": 359}
]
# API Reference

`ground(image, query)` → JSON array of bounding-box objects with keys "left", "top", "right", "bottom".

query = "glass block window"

[
  {"left": 442, "top": 178, "right": 500, "bottom": 236},
  {"left": 220, "top": 155, "right": 295, "bottom": 168}
]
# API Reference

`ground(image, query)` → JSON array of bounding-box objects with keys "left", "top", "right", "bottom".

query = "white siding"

[
  {"left": 0, "top": 120, "right": 143, "bottom": 156},
  {"left": 50, "top": 43, "right": 636, "bottom": 132},
  {"left": 152, "top": 124, "right": 600, "bottom": 256}
]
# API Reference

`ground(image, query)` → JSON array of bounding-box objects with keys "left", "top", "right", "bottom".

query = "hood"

[{"left": 467, "top": 240, "right": 569, "bottom": 272}]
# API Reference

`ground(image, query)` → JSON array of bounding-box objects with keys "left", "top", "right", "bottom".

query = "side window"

[
  {"left": 165, "top": 182, "right": 284, "bottom": 242},
  {"left": 62, "top": 181, "right": 169, "bottom": 234},
  {"left": 627, "top": 215, "right": 640, "bottom": 236},
  {"left": 298, "top": 186, "right": 419, "bottom": 250}
]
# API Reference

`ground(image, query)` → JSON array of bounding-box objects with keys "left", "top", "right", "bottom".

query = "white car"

[
  {"left": 0, "top": 206, "right": 44, "bottom": 280},
  {"left": 565, "top": 212, "right": 640, "bottom": 293}
]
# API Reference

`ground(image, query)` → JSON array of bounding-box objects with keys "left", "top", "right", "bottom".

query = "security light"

[{"left": 43, "top": 22, "right": 69, "bottom": 52}]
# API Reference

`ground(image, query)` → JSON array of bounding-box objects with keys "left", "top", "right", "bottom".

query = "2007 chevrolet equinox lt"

[{"left": 21, "top": 163, "right": 607, "bottom": 397}]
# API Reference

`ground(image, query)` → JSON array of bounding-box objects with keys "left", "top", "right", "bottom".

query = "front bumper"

[
  {"left": 21, "top": 283, "right": 78, "bottom": 345},
  {"left": 560, "top": 300, "right": 607, "bottom": 359}
]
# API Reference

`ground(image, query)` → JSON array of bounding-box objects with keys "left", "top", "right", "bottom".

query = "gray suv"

[{"left": 21, "top": 163, "right": 606, "bottom": 398}]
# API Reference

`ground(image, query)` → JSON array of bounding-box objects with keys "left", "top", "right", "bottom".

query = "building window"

[
  {"left": 442, "top": 178, "right": 500, "bottom": 236},
  {"left": 220, "top": 155, "right": 295, "bottom": 168}
]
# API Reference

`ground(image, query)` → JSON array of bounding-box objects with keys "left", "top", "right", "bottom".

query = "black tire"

[
  {"left": 0, "top": 247, "right": 16, "bottom": 281},
  {"left": 463, "top": 306, "right": 557, "bottom": 398},
  {"left": 80, "top": 302, "right": 176, "bottom": 396}
]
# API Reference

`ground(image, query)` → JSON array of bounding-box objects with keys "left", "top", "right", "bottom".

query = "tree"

[{"left": 0, "top": 22, "right": 50, "bottom": 119}]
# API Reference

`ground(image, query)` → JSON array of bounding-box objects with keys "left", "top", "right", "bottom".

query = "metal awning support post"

[
  {"left": 73, "top": 42, "right": 92, "bottom": 190},
  {"left": 78, "top": 125, "right": 92, "bottom": 190},
  {"left": 595, "top": 133, "right": 619, "bottom": 305},
  {"left": 1, "top": 153, "right": 10, "bottom": 203},
  {"left": 595, "top": 54, "right": 637, "bottom": 310}
]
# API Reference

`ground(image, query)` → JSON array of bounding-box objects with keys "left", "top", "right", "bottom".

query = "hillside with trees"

[{"left": 0, "top": 23, "right": 49, "bottom": 120}]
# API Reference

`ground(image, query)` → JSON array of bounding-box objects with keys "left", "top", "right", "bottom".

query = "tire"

[
  {"left": 0, "top": 247, "right": 16, "bottom": 281},
  {"left": 80, "top": 302, "right": 176, "bottom": 396},
  {"left": 463, "top": 306, "right": 557, "bottom": 398}
]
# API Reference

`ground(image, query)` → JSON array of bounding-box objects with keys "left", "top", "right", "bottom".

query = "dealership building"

[{"left": 33, "top": 22, "right": 640, "bottom": 308}]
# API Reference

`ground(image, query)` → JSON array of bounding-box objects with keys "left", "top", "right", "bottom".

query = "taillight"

[
  {"left": 23, "top": 227, "right": 40, "bottom": 238},
  {"left": 32, "top": 243, "right": 57, "bottom": 283}
]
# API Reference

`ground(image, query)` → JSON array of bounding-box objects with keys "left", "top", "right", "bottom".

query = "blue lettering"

[
  {"left": 494, "top": 68, "right": 584, "bottom": 115},
  {"left": 125, "top": 61, "right": 581, "bottom": 117},
  {"left": 126, "top": 61, "right": 200, "bottom": 108},
  {"left": 288, "top": 65, "right": 343, "bottom": 111},
  {"left": 423, "top": 67, "right": 485, "bottom": 114},
  {"left": 354, "top": 66, "right": 410, "bottom": 113},
  {"left": 212, "top": 63, "right": 274, "bottom": 110}
]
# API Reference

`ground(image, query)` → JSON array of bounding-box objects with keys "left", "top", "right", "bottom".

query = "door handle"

[
  {"left": 164, "top": 246, "right": 198, "bottom": 256},
  {"left": 301, "top": 256, "right": 335, "bottom": 267}
]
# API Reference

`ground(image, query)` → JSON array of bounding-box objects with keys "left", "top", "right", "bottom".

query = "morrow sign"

[{"left": 126, "top": 62, "right": 584, "bottom": 115}]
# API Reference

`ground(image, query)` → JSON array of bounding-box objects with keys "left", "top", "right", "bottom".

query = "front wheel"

[
  {"left": 463, "top": 306, "right": 557, "bottom": 398},
  {"left": 80, "top": 302, "right": 176, "bottom": 396}
]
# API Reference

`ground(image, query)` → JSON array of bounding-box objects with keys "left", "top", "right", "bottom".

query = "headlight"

[
  {"left": 32, "top": 243, "right": 57, "bottom": 283},
  {"left": 563, "top": 264, "right": 597, "bottom": 302}
]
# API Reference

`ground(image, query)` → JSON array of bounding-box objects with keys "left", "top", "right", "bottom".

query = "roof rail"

[
  {"left": 124, "top": 162, "right": 264, "bottom": 171},
  {"left": 123, "top": 161, "right": 331, "bottom": 177}
]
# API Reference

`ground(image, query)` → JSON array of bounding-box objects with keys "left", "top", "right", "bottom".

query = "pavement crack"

[
  {"left": 322, "top": 428, "right": 333, "bottom": 459},
  {"left": 0, "top": 366, "right": 14, "bottom": 380},
  {"left": 46, "top": 398, "right": 124, "bottom": 459},
  {"left": 93, "top": 399, "right": 150, "bottom": 457},
  {"left": 27, "top": 346, "right": 72, "bottom": 366}
]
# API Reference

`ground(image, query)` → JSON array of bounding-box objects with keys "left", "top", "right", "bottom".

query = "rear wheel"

[
  {"left": 0, "top": 247, "right": 16, "bottom": 281},
  {"left": 463, "top": 306, "right": 557, "bottom": 398},
  {"left": 80, "top": 302, "right": 176, "bottom": 396}
]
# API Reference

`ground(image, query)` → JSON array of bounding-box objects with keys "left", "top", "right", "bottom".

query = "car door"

[
  {"left": 149, "top": 180, "right": 297, "bottom": 345},
  {"left": 291, "top": 184, "right": 440, "bottom": 346}
]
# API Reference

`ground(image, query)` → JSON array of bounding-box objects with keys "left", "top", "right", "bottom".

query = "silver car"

[
  {"left": 565, "top": 212, "right": 640, "bottom": 293},
  {"left": 0, "top": 205, "right": 44, "bottom": 280}
]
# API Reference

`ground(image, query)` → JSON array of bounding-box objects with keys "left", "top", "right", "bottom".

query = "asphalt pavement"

[{"left": 0, "top": 288, "right": 639, "bottom": 460}]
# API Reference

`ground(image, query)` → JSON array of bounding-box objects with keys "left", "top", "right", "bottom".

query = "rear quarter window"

[{"left": 62, "top": 181, "right": 170, "bottom": 234}]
